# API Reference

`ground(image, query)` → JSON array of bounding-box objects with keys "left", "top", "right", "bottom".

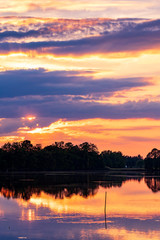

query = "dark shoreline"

[{"left": 0, "top": 168, "right": 145, "bottom": 176}]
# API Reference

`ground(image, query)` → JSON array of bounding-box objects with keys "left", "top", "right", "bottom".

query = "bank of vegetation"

[{"left": 0, "top": 140, "right": 146, "bottom": 172}]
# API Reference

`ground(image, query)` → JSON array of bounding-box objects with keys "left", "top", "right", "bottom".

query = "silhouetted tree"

[
  {"left": 101, "top": 150, "right": 125, "bottom": 168},
  {"left": 125, "top": 154, "right": 144, "bottom": 168},
  {"left": 145, "top": 148, "right": 160, "bottom": 171}
]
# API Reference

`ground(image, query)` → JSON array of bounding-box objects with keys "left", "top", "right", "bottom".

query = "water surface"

[{"left": 0, "top": 173, "right": 160, "bottom": 240}]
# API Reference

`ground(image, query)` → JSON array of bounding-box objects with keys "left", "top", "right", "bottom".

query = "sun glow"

[{"left": 21, "top": 116, "right": 36, "bottom": 122}]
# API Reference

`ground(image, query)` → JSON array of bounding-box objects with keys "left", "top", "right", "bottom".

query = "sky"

[{"left": 0, "top": 1, "right": 160, "bottom": 156}]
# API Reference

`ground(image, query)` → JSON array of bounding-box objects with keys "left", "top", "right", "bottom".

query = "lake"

[{"left": 0, "top": 172, "right": 160, "bottom": 240}]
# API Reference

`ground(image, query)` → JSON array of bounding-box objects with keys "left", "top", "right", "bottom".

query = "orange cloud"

[{"left": 16, "top": 118, "right": 160, "bottom": 156}]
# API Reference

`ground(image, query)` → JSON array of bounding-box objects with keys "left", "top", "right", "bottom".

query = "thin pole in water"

[{"left": 104, "top": 191, "right": 107, "bottom": 229}]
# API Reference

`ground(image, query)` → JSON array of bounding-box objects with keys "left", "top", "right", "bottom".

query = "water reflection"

[
  {"left": 0, "top": 173, "right": 160, "bottom": 240},
  {"left": 145, "top": 176, "right": 160, "bottom": 193},
  {"left": 0, "top": 173, "right": 142, "bottom": 200}
]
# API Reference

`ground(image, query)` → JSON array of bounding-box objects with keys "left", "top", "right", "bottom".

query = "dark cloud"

[
  {"left": 132, "top": 19, "right": 160, "bottom": 32},
  {"left": 0, "top": 69, "right": 148, "bottom": 98},
  {"left": 0, "top": 28, "right": 50, "bottom": 40},
  {"left": 121, "top": 136, "right": 160, "bottom": 142},
  {"left": 0, "top": 95, "right": 160, "bottom": 120},
  {"left": 0, "top": 118, "right": 23, "bottom": 135},
  {"left": 0, "top": 17, "right": 141, "bottom": 41},
  {"left": 0, "top": 18, "right": 160, "bottom": 54},
  {"left": 1, "top": 27, "right": 160, "bottom": 55},
  {"left": 34, "top": 99, "right": 160, "bottom": 120}
]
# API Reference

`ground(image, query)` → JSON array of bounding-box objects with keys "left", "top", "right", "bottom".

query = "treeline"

[
  {"left": 144, "top": 148, "right": 160, "bottom": 171},
  {"left": 0, "top": 140, "right": 144, "bottom": 172}
]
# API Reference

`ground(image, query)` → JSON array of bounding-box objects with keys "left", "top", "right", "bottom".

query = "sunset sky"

[{"left": 1, "top": 0, "right": 160, "bottom": 156}]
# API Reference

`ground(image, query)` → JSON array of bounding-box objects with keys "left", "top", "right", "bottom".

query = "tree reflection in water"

[
  {"left": 145, "top": 176, "right": 160, "bottom": 193},
  {"left": 0, "top": 173, "right": 144, "bottom": 201}
]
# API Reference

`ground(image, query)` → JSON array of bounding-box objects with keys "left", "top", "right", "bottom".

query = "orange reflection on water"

[
  {"left": 21, "top": 209, "right": 36, "bottom": 221},
  {"left": 16, "top": 179, "right": 160, "bottom": 218},
  {"left": 97, "top": 227, "right": 160, "bottom": 240},
  {"left": 106, "top": 179, "right": 160, "bottom": 217},
  {"left": 19, "top": 191, "right": 100, "bottom": 215},
  {"left": 0, "top": 209, "right": 4, "bottom": 217}
]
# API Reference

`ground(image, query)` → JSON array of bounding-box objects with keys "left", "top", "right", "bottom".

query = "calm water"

[{"left": 0, "top": 173, "right": 160, "bottom": 240}]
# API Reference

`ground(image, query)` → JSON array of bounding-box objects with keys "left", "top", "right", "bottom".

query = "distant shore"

[{"left": 0, "top": 168, "right": 145, "bottom": 175}]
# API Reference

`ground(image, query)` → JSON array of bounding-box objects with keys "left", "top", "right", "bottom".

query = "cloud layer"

[
  {"left": 1, "top": 0, "right": 160, "bottom": 18},
  {"left": 1, "top": 18, "right": 160, "bottom": 57},
  {"left": 0, "top": 69, "right": 148, "bottom": 98},
  {"left": 0, "top": 16, "right": 160, "bottom": 155},
  {"left": 0, "top": 68, "right": 152, "bottom": 120}
]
